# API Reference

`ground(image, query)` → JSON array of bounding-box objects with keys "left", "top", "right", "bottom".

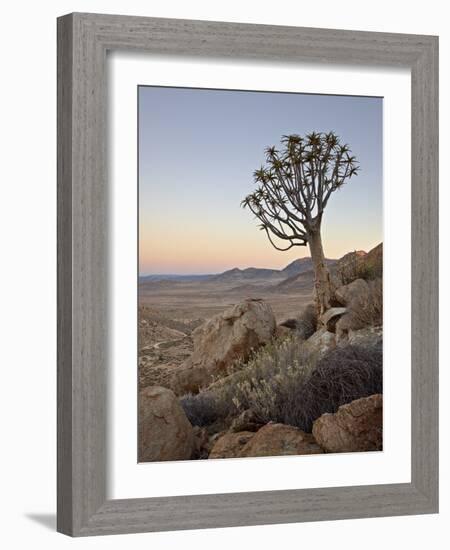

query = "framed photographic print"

[{"left": 57, "top": 13, "right": 438, "bottom": 536}]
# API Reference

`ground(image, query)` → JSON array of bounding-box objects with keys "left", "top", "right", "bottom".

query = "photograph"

[{"left": 138, "top": 85, "right": 383, "bottom": 462}]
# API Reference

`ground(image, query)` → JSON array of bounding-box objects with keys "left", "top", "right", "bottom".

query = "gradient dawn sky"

[{"left": 139, "top": 86, "right": 382, "bottom": 275}]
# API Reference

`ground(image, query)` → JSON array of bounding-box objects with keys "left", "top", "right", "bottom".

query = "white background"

[
  {"left": 109, "top": 55, "right": 411, "bottom": 498},
  {"left": 0, "top": 1, "right": 447, "bottom": 549}
]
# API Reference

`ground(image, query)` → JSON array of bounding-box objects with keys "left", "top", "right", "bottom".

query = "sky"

[{"left": 139, "top": 86, "right": 382, "bottom": 275}]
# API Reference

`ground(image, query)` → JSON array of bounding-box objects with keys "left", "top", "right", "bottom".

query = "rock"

[
  {"left": 335, "top": 279, "right": 370, "bottom": 307},
  {"left": 334, "top": 250, "right": 367, "bottom": 285},
  {"left": 333, "top": 244, "right": 382, "bottom": 287},
  {"left": 209, "top": 431, "right": 255, "bottom": 459},
  {"left": 347, "top": 326, "right": 383, "bottom": 348},
  {"left": 364, "top": 243, "right": 383, "bottom": 279},
  {"left": 320, "top": 307, "right": 347, "bottom": 332},
  {"left": 174, "top": 299, "right": 276, "bottom": 394},
  {"left": 192, "top": 426, "right": 211, "bottom": 459},
  {"left": 307, "top": 327, "right": 336, "bottom": 356},
  {"left": 165, "top": 363, "right": 209, "bottom": 396},
  {"left": 209, "top": 430, "right": 227, "bottom": 446},
  {"left": 312, "top": 394, "right": 383, "bottom": 453},
  {"left": 139, "top": 386, "right": 194, "bottom": 462},
  {"left": 336, "top": 325, "right": 383, "bottom": 347},
  {"left": 335, "top": 314, "right": 351, "bottom": 343},
  {"left": 230, "top": 409, "right": 264, "bottom": 433},
  {"left": 239, "top": 423, "right": 324, "bottom": 457}
]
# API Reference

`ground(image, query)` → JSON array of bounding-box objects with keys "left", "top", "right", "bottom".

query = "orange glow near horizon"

[{"left": 139, "top": 218, "right": 382, "bottom": 275}]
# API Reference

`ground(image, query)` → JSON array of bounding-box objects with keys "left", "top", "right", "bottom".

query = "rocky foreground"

[
  {"left": 139, "top": 383, "right": 382, "bottom": 461},
  {"left": 138, "top": 245, "right": 383, "bottom": 461}
]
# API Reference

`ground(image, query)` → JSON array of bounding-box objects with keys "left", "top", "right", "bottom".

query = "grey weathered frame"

[{"left": 57, "top": 12, "right": 439, "bottom": 537}]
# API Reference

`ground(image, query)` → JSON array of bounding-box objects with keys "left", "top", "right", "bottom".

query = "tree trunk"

[{"left": 307, "top": 228, "right": 334, "bottom": 317}]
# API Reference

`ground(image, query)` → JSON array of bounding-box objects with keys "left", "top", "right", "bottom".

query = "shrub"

[
  {"left": 181, "top": 335, "right": 383, "bottom": 434},
  {"left": 179, "top": 336, "right": 316, "bottom": 429},
  {"left": 179, "top": 391, "right": 230, "bottom": 427},
  {"left": 347, "top": 278, "right": 383, "bottom": 329},
  {"left": 295, "top": 303, "right": 318, "bottom": 340},
  {"left": 230, "top": 337, "right": 317, "bottom": 423},
  {"left": 230, "top": 341, "right": 382, "bottom": 432},
  {"left": 293, "top": 343, "right": 383, "bottom": 431}
]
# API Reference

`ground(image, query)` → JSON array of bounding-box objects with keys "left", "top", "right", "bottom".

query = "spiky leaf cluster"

[{"left": 241, "top": 132, "right": 359, "bottom": 251}]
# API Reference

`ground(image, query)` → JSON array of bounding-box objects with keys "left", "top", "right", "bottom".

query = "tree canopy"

[{"left": 241, "top": 131, "right": 359, "bottom": 251}]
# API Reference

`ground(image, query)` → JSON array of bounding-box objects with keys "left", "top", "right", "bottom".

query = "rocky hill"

[{"left": 140, "top": 256, "right": 337, "bottom": 289}]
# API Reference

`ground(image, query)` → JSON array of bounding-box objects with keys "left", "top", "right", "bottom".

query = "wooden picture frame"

[{"left": 57, "top": 12, "right": 439, "bottom": 536}]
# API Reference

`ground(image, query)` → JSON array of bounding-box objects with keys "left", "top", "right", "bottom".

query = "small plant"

[
  {"left": 179, "top": 391, "right": 230, "bottom": 427},
  {"left": 231, "top": 338, "right": 316, "bottom": 421},
  {"left": 295, "top": 303, "right": 318, "bottom": 340}
]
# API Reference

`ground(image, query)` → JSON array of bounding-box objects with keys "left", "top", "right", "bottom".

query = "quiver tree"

[{"left": 242, "top": 132, "right": 359, "bottom": 316}]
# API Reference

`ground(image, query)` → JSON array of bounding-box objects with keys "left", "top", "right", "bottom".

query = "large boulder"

[
  {"left": 209, "top": 431, "right": 255, "bottom": 459},
  {"left": 173, "top": 299, "right": 276, "bottom": 394},
  {"left": 333, "top": 250, "right": 367, "bottom": 286},
  {"left": 191, "top": 426, "right": 211, "bottom": 459},
  {"left": 364, "top": 243, "right": 383, "bottom": 279},
  {"left": 335, "top": 278, "right": 370, "bottom": 307},
  {"left": 139, "top": 386, "right": 194, "bottom": 462},
  {"left": 307, "top": 327, "right": 336, "bottom": 356},
  {"left": 239, "top": 423, "right": 323, "bottom": 458},
  {"left": 333, "top": 244, "right": 382, "bottom": 286},
  {"left": 312, "top": 394, "right": 382, "bottom": 453}
]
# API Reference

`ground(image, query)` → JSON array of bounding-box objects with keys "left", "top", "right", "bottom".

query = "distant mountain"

[
  {"left": 275, "top": 258, "right": 337, "bottom": 293},
  {"left": 274, "top": 269, "right": 316, "bottom": 292},
  {"left": 209, "top": 267, "right": 281, "bottom": 283},
  {"left": 140, "top": 256, "right": 337, "bottom": 288},
  {"left": 138, "top": 246, "right": 381, "bottom": 299},
  {"left": 281, "top": 258, "right": 312, "bottom": 277}
]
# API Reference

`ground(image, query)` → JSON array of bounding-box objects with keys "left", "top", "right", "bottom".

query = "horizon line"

[{"left": 138, "top": 256, "right": 340, "bottom": 278}]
